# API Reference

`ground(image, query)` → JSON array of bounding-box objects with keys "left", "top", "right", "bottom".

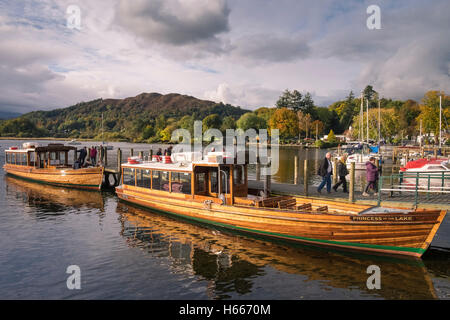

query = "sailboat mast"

[
  {"left": 366, "top": 99, "right": 369, "bottom": 144},
  {"left": 439, "top": 95, "right": 442, "bottom": 149},
  {"left": 378, "top": 99, "right": 381, "bottom": 144},
  {"left": 360, "top": 92, "right": 364, "bottom": 142}
]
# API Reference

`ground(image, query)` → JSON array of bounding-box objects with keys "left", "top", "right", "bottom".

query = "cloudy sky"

[{"left": 0, "top": 0, "right": 449, "bottom": 114}]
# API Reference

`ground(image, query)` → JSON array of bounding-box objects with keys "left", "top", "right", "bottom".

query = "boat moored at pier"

[
  {"left": 116, "top": 152, "right": 447, "bottom": 258},
  {"left": 3, "top": 143, "right": 104, "bottom": 190}
]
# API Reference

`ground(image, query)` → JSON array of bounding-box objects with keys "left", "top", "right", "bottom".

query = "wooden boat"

[
  {"left": 3, "top": 143, "right": 104, "bottom": 190},
  {"left": 115, "top": 152, "right": 447, "bottom": 258}
]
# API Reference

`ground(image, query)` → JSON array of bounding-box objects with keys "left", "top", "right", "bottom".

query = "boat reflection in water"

[
  {"left": 117, "top": 202, "right": 440, "bottom": 300},
  {"left": 5, "top": 176, "right": 105, "bottom": 215}
]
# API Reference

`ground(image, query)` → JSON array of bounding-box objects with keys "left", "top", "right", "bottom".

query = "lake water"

[{"left": 0, "top": 139, "right": 449, "bottom": 299}]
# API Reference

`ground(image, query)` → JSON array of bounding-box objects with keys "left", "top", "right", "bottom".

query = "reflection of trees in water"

[{"left": 117, "top": 202, "right": 441, "bottom": 299}]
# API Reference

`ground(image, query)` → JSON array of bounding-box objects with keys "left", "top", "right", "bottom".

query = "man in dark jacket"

[
  {"left": 333, "top": 155, "right": 349, "bottom": 193},
  {"left": 317, "top": 152, "right": 333, "bottom": 194},
  {"left": 77, "top": 147, "right": 87, "bottom": 167},
  {"left": 363, "top": 157, "right": 379, "bottom": 196}
]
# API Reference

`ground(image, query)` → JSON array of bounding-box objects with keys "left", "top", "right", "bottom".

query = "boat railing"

[{"left": 378, "top": 172, "right": 450, "bottom": 207}]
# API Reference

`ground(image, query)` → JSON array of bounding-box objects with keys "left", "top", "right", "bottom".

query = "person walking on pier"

[
  {"left": 333, "top": 155, "right": 349, "bottom": 193},
  {"left": 317, "top": 152, "right": 333, "bottom": 194},
  {"left": 363, "top": 157, "right": 379, "bottom": 197}
]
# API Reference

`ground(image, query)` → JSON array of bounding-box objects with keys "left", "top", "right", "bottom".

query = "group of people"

[
  {"left": 156, "top": 146, "right": 173, "bottom": 156},
  {"left": 74, "top": 146, "right": 99, "bottom": 169},
  {"left": 317, "top": 152, "right": 379, "bottom": 196}
]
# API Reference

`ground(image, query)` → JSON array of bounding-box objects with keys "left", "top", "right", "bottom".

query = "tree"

[
  {"left": 297, "top": 111, "right": 312, "bottom": 138},
  {"left": 417, "top": 91, "right": 449, "bottom": 141},
  {"left": 275, "top": 89, "right": 315, "bottom": 115},
  {"left": 236, "top": 113, "right": 266, "bottom": 131},
  {"left": 202, "top": 114, "right": 222, "bottom": 132},
  {"left": 363, "top": 85, "right": 377, "bottom": 101},
  {"left": 312, "top": 120, "right": 324, "bottom": 139},
  {"left": 220, "top": 116, "right": 236, "bottom": 132},
  {"left": 327, "top": 129, "right": 336, "bottom": 143},
  {"left": 269, "top": 108, "right": 299, "bottom": 141}
]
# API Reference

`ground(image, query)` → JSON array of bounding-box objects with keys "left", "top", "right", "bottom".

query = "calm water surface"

[{"left": 0, "top": 140, "right": 449, "bottom": 299}]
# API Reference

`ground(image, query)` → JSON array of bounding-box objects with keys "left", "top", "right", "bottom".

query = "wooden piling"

[
  {"left": 117, "top": 148, "right": 122, "bottom": 184},
  {"left": 104, "top": 147, "right": 108, "bottom": 167},
  {"left": 294, "top": 156, "right": 298, "bottom": 185},
  {"left": 349, "top": 162, "right": 355, "bottom": 203},
  {"left": 139, "top": 151, "right": 144, "bottom": 160},
  {"left": 256, "top": 163, "right": 261, "bottom": 181},
  {"left": 130, "top": 148, "right": 134, "bottom": 157},
  {"left": 304, "top": 159, "right": 309, "bottom": 196},
  {"left": 333, "top": 158, "right": 338, "bottom": 185}
]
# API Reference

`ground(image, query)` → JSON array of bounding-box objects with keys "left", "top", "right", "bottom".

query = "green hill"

[{"left": 0, "top": 93, "right": 249, "bottom": 142}]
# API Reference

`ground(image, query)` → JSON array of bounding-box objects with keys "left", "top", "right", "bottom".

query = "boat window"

[
  {"left": 220, "top": 166, "right": 231, "bottom": 194},
  {"left": 196, "top": 173, "right": 206, "bottom": 193},
  {"left": 152, "top": 171, "right": 170, "bottom": 191},
  {"left": 233, "top": 165, "right": 244, "bottom": 185},
  {"left": 152, "top": 170, "right": 162, "bottom": 190},
  {"left": 136, "top": 169, "right": 151, "bottom": 188},
  {"left": 171, "top": 172, "right": 191, "bottom": 195},
  {"left": 123, "top": 168, "right": 136, "bottom": 186},
  {"left": 210, "top": 171, "right": 218, "bottom": 193},
  {"left": 427, "top": 166, "right": 444, "bottom": 171}
]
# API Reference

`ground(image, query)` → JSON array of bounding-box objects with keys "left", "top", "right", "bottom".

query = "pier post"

[
  {"left": 139, "top": 151, "right": 144, "bottom": 160},
  {"left": 130, "top": 148, "right": 134, "bottom": 157},
  {"left": 256, "top": 163, "right": 261, "bottom": 181},
  {"left": 304, "top": 159, "right": 309, "bottom": 196},
  {"left": 73, "top": 148, "right": 77, "bottom": 163},
  {"left": 104, "top": 147, "right": 108, "bottom": 167},
  {"left": 333, "top": 158, "right": 338, "bottom": 185},
  {"left": 117, "top": 148, "right": 122, "bottom": 184},
  {"left": 264, "top": 166, "right": 271, "bottom": 198},
  {"left": 349, "top": 162, "right": 355, "bottom": 203},
  {"left": 421, "top": 147, "right": 424, "bottom": 158},
  {"left": 294, "top": 156, "right": 298, "bottom": 185},
  {"left": 150, "top": 149, "right": 153, "bottom": 159}
]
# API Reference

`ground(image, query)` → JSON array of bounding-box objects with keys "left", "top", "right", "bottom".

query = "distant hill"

[
  {"left": 0, "top": 111, "right": 22, "bottom": 120},
  {"left": 0, "top": 92, "right": 249, "bottom": 141}
]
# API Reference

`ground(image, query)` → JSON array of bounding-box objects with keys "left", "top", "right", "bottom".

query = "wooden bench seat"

[
  {"left": 315, "top": 206, "right": 328, "bottom": 213},
  {"left": 296, "top": 203, "right": 312, "bottom": 211},
  {"left": 278, "top": 198, "right": 297, "bottom": 210}
]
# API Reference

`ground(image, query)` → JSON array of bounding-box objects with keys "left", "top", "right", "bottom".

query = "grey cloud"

[
  {"left": 116, "top": 0, "right": 230, "bottom": 46},
  {"left": 232, "top": 34, "right": 311, "bottom": 63}
]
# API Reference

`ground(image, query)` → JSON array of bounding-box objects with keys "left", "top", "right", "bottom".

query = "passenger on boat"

[
  {"left": 363, "top": 157, "right": 379, "bottom": 197},
  {"left": 77, "top": 147, "right": 87, "bottom": 166},
  {"left": 317, "top": 152, "right": 333, "bottom": 194},
  {"left": 166, "top": 146, "right": 173, "bottom": 156},
  {"left": 90, "top": 146, "right": 97, "bottom": 166},
  {"left": 156, "top": 148, "right": 162, "bottom": 156},
  {"left": 333, "top": 155, "right": 349, "bottom": 193}
]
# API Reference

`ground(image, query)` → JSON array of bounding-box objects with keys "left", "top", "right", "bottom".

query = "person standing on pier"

[
  {"left": 90, "top": 146, "right": 97, "bottom": 166},
  {"left": 333, "top": 155, "right": 349, "bottom": 193},
  {"left": 317, "top": 152, "right": 333, "bottom": 194},
  {"left": 77, "top": 147, "right": 87, "bottom": 167}
]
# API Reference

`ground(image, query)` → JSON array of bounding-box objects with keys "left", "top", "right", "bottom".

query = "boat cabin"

[
  {"left": 5, "top": 144, "right": 77, "bottom": 169},
  {"left": 121, "top": 153, "right": 248, "bottom": 205}
]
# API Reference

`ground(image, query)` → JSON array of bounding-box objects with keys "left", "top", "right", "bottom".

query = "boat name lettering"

[{"left": 351, "top": 216, "right": 414, "bottom": 221}]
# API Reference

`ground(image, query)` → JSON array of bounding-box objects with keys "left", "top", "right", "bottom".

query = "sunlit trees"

[{"left": 269, "top": 108, "right": 299, "bottom": 142}]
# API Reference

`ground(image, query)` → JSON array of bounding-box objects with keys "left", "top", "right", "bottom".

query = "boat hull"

[
  {"left": 116, "top": 186, "right": 447, "bottom": 258},
  {"left": 3, "top": 165, "right": 104, "bottom": 190}
]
